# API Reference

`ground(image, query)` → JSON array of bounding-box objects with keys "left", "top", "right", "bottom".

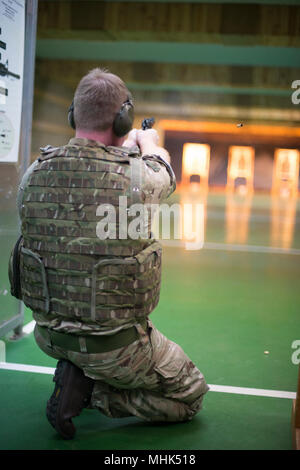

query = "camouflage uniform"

[{"left": 18, "top": 137, "right": 208, "bottom": 422}]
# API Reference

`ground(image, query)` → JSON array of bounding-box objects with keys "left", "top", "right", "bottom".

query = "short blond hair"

[{"left": 73, "top": 68, "right": 130, "bottom": 131}]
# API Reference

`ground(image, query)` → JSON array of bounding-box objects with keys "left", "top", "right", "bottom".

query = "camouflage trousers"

[{"left": 34, "top": 320, "right": 209, "bottom": 422}]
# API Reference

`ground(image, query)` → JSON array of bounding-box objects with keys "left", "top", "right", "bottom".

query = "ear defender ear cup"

[
  {"left": 67, "top": 98, "right": 134, "bottom": 135},
  {"left": 113, "top": 99, "right": 134, "bottom": 137},
  {"left": 68, "top": 101, "right": 76, "bottom": 130}
]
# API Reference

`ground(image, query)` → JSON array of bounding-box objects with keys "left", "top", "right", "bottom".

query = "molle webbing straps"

[
  {"left": 91, "top": 257, "right": 137, "bottom": 321},
  {"left": 20, "top": 242, "right": 161, "bottom": 322},
  {"left": 21, "top": 246, "right": 50, "bottom": 314},
  {"left": 20, "top": 143, "right": 162, "bottom": 327}
]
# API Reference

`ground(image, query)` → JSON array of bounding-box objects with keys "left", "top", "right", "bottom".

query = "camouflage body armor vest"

[{"left": 19, "top": 140, "right": 162, "bottom": 330}]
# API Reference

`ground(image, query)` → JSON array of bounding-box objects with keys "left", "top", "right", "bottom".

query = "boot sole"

[{"left": 46, "top": 360, "right": 76, "bottom": 440}]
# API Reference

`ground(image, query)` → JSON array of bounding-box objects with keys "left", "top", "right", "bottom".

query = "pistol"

[{"left": 141, "top": 117, "right": 155, "bottom": 130}]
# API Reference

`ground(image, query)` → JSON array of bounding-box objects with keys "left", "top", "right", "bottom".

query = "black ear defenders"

[
  {"left": 112, "top": 98, "right": 134, "bottom": 137},
  {"left": 67, "top": 101, "right": 76, "bottom": 130},
  {"left": 68, "top": 97, "right": 134, "bottom": 137}
]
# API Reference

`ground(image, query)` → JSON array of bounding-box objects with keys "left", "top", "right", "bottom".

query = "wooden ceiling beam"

[
  {"left": 37, "top": 1, "right": 300, "bottom": 47},
  {"left": 35, "top": 58, "right": 300, "bottom": 90}
]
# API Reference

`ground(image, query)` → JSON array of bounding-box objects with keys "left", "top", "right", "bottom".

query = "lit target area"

[
  {"left": 155, "top": 119, "right": 300, "bottom": 251},
  {"left": 181, "top": 143, "right": 210, "bottom": 190}
]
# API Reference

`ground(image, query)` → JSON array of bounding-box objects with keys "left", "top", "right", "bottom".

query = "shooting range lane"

[{"left": 0, "top": 191, "right": 298, "bottom": 450}]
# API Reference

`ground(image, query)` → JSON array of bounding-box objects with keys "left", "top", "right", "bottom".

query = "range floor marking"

[
  {"left": 22, "top": 320, "right": 36, "bottom": 335},
  {"left": 161, "top": 240, "right": 300, "bottom": 255},
  {"left": 0, "top": 361, "right": 296, "bottom": 400}
]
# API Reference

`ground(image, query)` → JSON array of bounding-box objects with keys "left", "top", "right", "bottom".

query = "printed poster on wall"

[{"left": 0, "top": 0, "right": 25, "bottom": 163}]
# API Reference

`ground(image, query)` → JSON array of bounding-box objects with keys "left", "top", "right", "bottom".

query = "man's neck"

[{"left": 75, "top": 128, "right": 124, "bottom": 147}]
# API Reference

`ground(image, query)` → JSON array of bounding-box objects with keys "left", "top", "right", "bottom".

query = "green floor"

[{"left": 0, "top": 192, "right": 299, "bottom": 450}]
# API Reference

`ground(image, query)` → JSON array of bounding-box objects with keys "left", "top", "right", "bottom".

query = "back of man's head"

[{"left": 73, "top": 68, "right": 130, "bottom": 132}]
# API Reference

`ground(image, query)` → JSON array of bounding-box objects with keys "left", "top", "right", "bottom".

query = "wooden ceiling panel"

[
  {"left": 34, "top": 1, "right": 300, "bottom": 127},
  {"left": 37, "top": 1, "right": 300, "bottom": 46}
]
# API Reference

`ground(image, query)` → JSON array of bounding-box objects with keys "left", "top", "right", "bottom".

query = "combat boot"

[{"left": 46, "top": 359, "right": 95, "bottom": 439}]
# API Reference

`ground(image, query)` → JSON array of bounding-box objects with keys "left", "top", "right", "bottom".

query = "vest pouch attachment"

[
  {"left": 20, "top": 246, "right": 50, "bottom": 315},
  {"left": 8, "top": 235, "right": 23, "bottom": 300},
  {"left": 90, "top": 241, "right": 162, "bottom": 321}
]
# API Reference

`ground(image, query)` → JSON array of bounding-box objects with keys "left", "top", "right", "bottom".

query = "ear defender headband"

[{"left": 68, "top": 97, "right": 134, "bottom": 137}]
